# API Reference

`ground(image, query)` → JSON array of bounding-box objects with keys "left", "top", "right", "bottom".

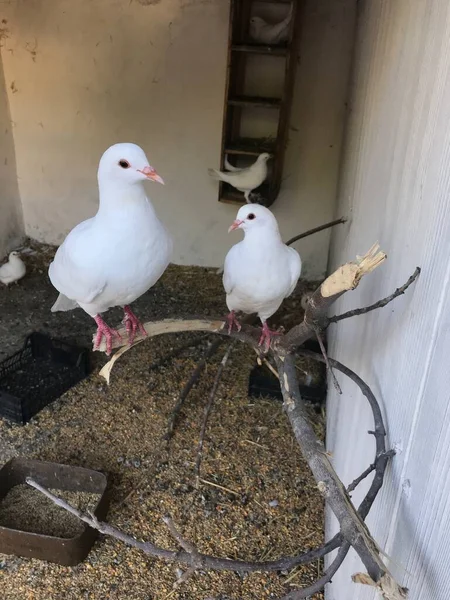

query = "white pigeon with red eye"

[
  {"left": 48, "top": 142, "right": 172, "bottom": 355},
  {"left": 223, "top": 203, "right": 301, "bottom": 350}
]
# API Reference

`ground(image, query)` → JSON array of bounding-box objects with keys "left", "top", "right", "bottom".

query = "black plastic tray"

[
  {"left": 248, "top": 340, "right": 327, "bottom": 405},
  {"left": 0, "top": 457, "right": 109, "bottom": 566},
  {"left": 0, "top": 333, "right": 90, "bottom": 424}
]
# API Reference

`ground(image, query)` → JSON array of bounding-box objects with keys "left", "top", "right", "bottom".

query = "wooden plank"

[
  {"left": 225, "top": 137, "right": 276, "bottom": 156},
  {"left": 231, "top": 44, "right": 287, "bottom": 56},
  {"left": 227, "top": 95, "right": 281, "bottom": 108}
]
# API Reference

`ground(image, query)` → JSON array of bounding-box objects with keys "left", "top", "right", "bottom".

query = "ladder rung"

[
  {"left": 231, "top": 44, "right": 287, "bottom": 56},
  {"left": 225, "top": 139, "right": 276, "bottom": 156},
  {"left": 228, "top": 95, "right": 281, "bottom": 108}
]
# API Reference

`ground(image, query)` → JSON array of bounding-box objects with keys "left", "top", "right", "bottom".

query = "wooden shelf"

[
  {"left": 228, "top": 95, "right": 281, "bottom": 109},
  {"left": 231, "top": 44, "right": 287, "bottom": 56},
  {"left": 217, "top": 0, "right": 301, "bottom": 208},
  {"left": 225, "top": 137, "right": 276, "bottom": 156}
]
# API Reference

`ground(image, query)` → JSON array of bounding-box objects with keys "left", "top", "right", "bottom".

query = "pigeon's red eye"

[
  {"left": 247, "top": 213, "right": 256, "bottom": 220},
  {"left": 119, "top": 160, "right": 130, "bottom": 169}
]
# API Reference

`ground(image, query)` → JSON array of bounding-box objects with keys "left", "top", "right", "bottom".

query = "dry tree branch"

[
  {"left": 195, "top": 342, "right": 235, "bottom": 479},
  {"left": 313, "top": 326, "right": 342, "bottom": 394},
  {"left": 165, "top": 337, "right": 224, "bottom": 441},
  {"left": 63, "top": 245, "right": 417, "bottom": 597},
  {"left": 285, "top": 217, "right": 347, "bottom": 247},
  {"left": 328, "top": 266, "right": 420, "bottom": 324},
  {"left": 280, "top": 243, "right": 387, "bottom": 350},
  {"left": 23, "top": 477, "right": 345, "bottom": 572}
]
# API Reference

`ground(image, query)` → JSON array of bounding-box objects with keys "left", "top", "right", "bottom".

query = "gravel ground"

[{"left": 0, "top": 242, "right": 326, "bottom": 600}]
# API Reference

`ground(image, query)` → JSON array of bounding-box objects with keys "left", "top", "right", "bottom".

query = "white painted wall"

[
  {"left": 0, "top": 0, "right": 355, "bottom": 278},
  {"left": 326, "top": 1, "right": 450, "bottom": 598},
  {"left": 0, "top": 54, "right": 23, "bottom": 257}
]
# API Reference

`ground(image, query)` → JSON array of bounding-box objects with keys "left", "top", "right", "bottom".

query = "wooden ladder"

[{"left": 217, "top": 0, "right": 301, "bottom": 206}]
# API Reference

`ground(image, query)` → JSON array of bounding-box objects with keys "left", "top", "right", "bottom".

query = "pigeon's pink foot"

[
  {"left": 225, "top": 310, "right": 242, "bottom": 334},
  {"left": 123, "top": 305, "right": 147, "bottom": 345},
  {"left": 94, "top": 315, "right": 122, "bottom": 355},
  {"left": 258, "top": 322, "right": 281, "bottom": 353}
]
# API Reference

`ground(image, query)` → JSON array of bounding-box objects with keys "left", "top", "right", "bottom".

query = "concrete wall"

[
  {"left": 326, "top": 1, "right": 450, "bottom": 598},
  {"left": 0, "top": 0, "right": 355, "bottom": 278},
  {"left": 0, "top": 50, "right": 23, "bottom": 258}
]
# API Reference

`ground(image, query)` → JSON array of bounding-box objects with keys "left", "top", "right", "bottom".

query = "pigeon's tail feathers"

[
  {"left": 224, "top": 157, "right": 242, "bottom": 172},
  {"left": 51, "top": 293, "right": 78, "bottom": 312},
  {"left": 208, "top": 168, "right": 223, "bottom": 181}
]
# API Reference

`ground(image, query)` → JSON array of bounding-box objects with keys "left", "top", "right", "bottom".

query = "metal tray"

[{"left": 0, "top": 457, "right": 109, "bottom": 566}]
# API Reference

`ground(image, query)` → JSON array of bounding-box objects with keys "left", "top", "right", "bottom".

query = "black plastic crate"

[
  {"left": 248, "top": 340, "right": 327, "bottom": 406},
  {"left": 0, "top": 333, "right": 90, "bottom": 424}
]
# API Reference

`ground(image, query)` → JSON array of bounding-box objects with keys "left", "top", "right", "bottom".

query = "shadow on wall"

[{"left": 0, "top": 54, "right": 23, "bottom": 258}]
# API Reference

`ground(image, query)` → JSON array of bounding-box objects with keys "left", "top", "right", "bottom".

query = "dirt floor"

[{"left": 0, "top": 242, "right": 326, "bottom": 600}]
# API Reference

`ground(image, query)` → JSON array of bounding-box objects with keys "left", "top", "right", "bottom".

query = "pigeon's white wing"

[
  {"left": 0, "top": 262, "right": 14, "bottom": 279},
  {"left": 48, "top": 219, "right": 106, "bottom": 307},
  {"left": 223, "top": 244, "right": 241, "bottom": 295},
  {"left": 286, "top": 247, "right": 302, "bottom": 297}
]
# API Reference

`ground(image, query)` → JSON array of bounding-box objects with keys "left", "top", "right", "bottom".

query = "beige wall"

[
  {"left": 327, "top": 1, "right": 450, "bottom": 598},
  {"left": 0, "top": 0, "right": 355, "bottom": 278},
  {"left": 0, "top": 54, "right": 23, "bottom": 258}
]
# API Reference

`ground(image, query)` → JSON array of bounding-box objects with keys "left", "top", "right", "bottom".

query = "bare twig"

[
  {"left": 25, "top": 476, "right": 342, "bottom": 572},
  {"left": 328, "top": 267, "right": 420, "bottom": 324},
  {"left": 195, "top": 342, "right": 235, "bottom": 479},
  {"left": 165, "top": 338, "right": 224, "bottom": 441},
  {"left": 314, "top": 327, "right": 342, "bottom": 394},
  {"left": 347, "top": 450, "right": 396, "bottom": 494},
  {"left": 162, "top": 516, "right": 202, "bottom": 564},
  {"left": 286, "top": 217, "right": 347, "bottom": 247}
]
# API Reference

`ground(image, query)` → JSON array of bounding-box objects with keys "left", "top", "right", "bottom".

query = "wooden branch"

[
  {"left": 195, "top": 342, "right": 235, "bottom": 479},
  {"left": 94, "top": 318, "right": 225, "bottom": 354},
  {"left": 25, "top": 477, "right": 343, "bottom": 573},
  {"left": 68, "top": 244, "right": 412, "bottom": 597},
  {"left": 328, "top": 267, "right": 420, "bottom": 324},
  {"left": 165, "top": 338, "right": 224, "bottom": 441},
  {"left": 277, "top": 352, "right": 405, "bottom": 598},
  {"left": 275, "top": 353, "right": 386, "bottom": 581},
  {"left": 281, "top": 243, "right": 387, "bottom": 350},
  {"left": 285, "top": 217, "right": 347, "bottom": 247},
  {"left": 280, "top": 542, "right": 351, "bottom": 600}
]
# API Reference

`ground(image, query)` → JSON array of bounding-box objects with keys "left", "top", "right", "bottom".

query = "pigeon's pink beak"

[
  {"left": 138, "top": 166, "right": 165, "bottom": 184},
  {"left": 228, "top": 219, "right": 243, "bottom": 233}
]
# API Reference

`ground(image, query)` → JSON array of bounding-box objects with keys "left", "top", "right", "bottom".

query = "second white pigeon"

[
  {"left": 48, "top": 142, "right": 173, "bottom": 355},
  {"left": 249, "top": 3, "right": 293, "bottom": 45},
  {"left": 0, "top": 251, "right": 26, "bottom": 285},
  {"left": 208, "top": 153, "right": 270, "bottom": 203},
  {"left": 223, "top": 203, "right": 301, "bottom": 350}
]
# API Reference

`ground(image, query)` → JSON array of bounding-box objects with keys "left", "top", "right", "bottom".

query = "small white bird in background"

[
  {"left": 0, "top": 251, "right": 26, "bottom": 285},
  {"left": 223, "top": 204, "right": 301, "bottom": 351},
  {"left": 249, "top": 2, "right": 293, "bottom": 45},
  {"left": 49, "top": 142, "right": 172, "bottom": 355},
  {"left": 208, "top": 153, "right": 270, "bottom": 203}
]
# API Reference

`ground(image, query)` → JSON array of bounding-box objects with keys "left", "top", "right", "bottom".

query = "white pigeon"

[
  {"left": 249, "top": 3, "right": 293, "bottom": 45},
  {"left": 208, "top": 153, "right": 270, "bottom": 203},
  {"left": 0, "top": 251, "right": 26, "bottom": 285},
  {"left": 48, "top": 143, "right": 173, "bottom": 355},
  {"left": 223, "top": 204, "right": 301, "bottom": 350},
  {"left": 224, "top": 156, "right": 242, "bottom": 172}
]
